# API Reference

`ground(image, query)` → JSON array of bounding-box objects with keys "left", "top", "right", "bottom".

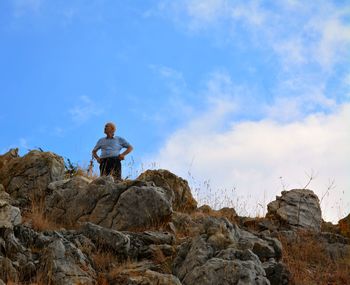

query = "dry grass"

[
  {"left": 21, "top": 199, "right": 61, "bottom": 231},
  {"left": 108, "top": 258, "right": 141, "bottom": 279},
  {"left": 92, "top": 250, "right": 118, "bottom": 272},
  {"left": 279, "top": 230, "right": 350, "bottom": 285},
  {"left": 22, "top": 197, "right": 80, "bottom": 231}
]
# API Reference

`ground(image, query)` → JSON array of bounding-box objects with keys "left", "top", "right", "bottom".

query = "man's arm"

[
  {"left": 92, "top": 149, "right": 101, "bottom": 163},
  {"left": 118, "top": 145, "right": 133, "bottom": 160}
]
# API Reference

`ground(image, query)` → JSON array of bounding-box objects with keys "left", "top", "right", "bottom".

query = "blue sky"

[{"left": 1, "top": 0, "right": 349, "bottom": 222}]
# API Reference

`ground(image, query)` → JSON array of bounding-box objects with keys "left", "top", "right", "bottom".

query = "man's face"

[{"left": 104, "top": 124, "right": 115, "bottom": 136}]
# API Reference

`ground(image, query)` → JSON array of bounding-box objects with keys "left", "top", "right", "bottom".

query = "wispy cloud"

[
  {"left": 158, "top": 1, "right": 350, "bottom": 71},
  {"left": 69, "top": 96, "right": 104, "bottom": 125},
  {"left": 13, "top": 0, "right": 42, "bottom": 17}
]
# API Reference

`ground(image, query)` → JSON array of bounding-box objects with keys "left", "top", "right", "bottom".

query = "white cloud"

[
  {"left": 147, "top": 87, "right": 350, "bottom": 222},
  {"left": 146, "top": 67, "right": 350, "bottom": 221},
  {"left": 69, "top": 96, "right": 103, "bottom": 125}
]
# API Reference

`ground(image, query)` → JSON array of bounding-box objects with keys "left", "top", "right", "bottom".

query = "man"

[{"left": 92, "top": 122, "right": 133, "bottom": 181}]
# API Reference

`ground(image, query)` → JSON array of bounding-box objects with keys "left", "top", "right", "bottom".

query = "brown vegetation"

[{"left": 280, "top": 230, "right": 350, "bottom": 285}]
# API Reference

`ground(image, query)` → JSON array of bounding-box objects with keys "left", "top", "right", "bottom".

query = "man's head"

[{"left": 104, "top": 122, "right": 116, "bottom": 137}]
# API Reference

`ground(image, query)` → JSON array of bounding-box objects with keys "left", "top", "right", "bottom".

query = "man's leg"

[
  {"left": 99, "top": 158, "right": 107, "bottom": 176},
  {"left": 112, "top": 158, "right": 122, "bottom": 181}
]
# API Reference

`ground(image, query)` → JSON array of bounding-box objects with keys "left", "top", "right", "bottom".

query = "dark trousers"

[{"left": 99, "top": 157, "right": 122, "bottom": 180}]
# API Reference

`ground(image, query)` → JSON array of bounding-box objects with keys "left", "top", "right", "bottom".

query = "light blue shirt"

[{"left": 93, "top": 136, "right": 131, "bottom": 158}]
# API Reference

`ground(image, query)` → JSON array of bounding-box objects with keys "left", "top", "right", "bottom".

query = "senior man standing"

[{"left": 92, "top": 122, "right": 133, "bottom": 181}]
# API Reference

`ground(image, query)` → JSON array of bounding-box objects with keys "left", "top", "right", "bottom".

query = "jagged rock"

[
  {"left": 0, "top": 148, "right": 19, "bottom": 169},
  {"left": 173, "top": 216, "right": 271, "bottom": 285},
  {"left": 0, "top": 227, "right": 37, "bottom": 283},
  {"left": 39, "top": 238, "right": 96, "bottom": 285},
  {"left": 171, "top": 211, "right": 199, "bottom": 237},
  {"left": 319, "top": 232, "right": 350, "bottom": 260},
  {"left": 0, "top": 193, "right": 21, "bottom": 229},
  {"left": 109, "top": 261, "right": 182, "bottom": 285},
  {"left": 80, "top": 222, "right": 175, "bottom": 262},
  {"left": 263, "top": 259, "right": 290, "bottom": 285},
  {"left": 80, "top": 222, "right": 130, "bottom": 257},
  {"left": 45, "top": 176, "right": 173, "bottom": 231},
  {"left": 138, "top": 169, "right": 197, "bottom": 212},
  {"left": 197, "top": 205, "right": 238, "bottom": 225},
  {"left": 0, "top": 150, "right": 65, "bottom": 206},
  {"left": 266, "top": 189, "right": 322, "bottom": 232}
]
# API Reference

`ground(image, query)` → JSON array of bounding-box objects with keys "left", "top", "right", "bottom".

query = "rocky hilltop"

[{"left": 0, "top": 149, "right": 349, "bottom": 284}]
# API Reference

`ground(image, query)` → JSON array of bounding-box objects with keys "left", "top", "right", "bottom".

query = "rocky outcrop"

[
  {"left": 138, "top": 169, "right": 197, "bottom": 212},
  {"left": 0, "top": 149, "right": 65, "bottom": 206},
  {"left": 266, "top": 189, "right": 322, "bottom": 232},
  {"left": 1, "top": 148, "right": 349, "bottom": 284},
  {"left": 172, "top": 216, "right": 287, "bottom": 285},
  {"left": 45, "top": 176, "right": 173, "bottom": 231}
]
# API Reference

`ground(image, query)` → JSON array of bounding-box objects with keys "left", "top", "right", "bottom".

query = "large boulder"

[
  {"left": 266, "top": 189, "right": 322, "bottom": 232},
  {"left": 138, "top": 169, "right": 197, "bottom": 213},
  {"left": 172, "top": 216, "right": 279, "bottom": 285},
  {"left": 45, "top": 176, "right": 173, "bottom": 231},
  {"left": 0, "top": 149, "right": 65, "bottom": 206}
]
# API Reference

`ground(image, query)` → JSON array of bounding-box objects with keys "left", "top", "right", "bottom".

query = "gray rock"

[
  {"left": 267, "top": 189, "right": 322, "bottom": 232},
  {"left": 183, "top": 258, "right": 269, "bottom": 285},
  {"left": 173, "top": 216, "right": 271, "bottom": 285},
  {"left": 112, "top": 186, "right": 173, "bottom": 231},
  {"left": 80, "top": 222, "right": 130, "bottom": 257},
  {"left": 262, "top": 259, "right": 290, "bottom": 285},
  {"left": 138, "top": 169, "right": 197, "bottom": 212},
  {"left": 0, "top": 200, "right": 21, "bottom": 229},
  {"left": 110, "top": 262, "right": 182, "bottom": 285},
  {"left": 0, "top": 150, "right": 65, "bottom": 206},
  {"left": 39, "top": 238, "right": 96, "bottom": 285},
  {"left": 45, "top": 176, "right": 173, "bottom": 231}
]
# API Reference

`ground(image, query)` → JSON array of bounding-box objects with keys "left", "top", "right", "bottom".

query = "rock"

[
  {"left": 80, "top": 222, "right": 130, "bottom": 257},
  {"left": 0, "top": 148, "right": 19, "bottom": 169},
  {"left": 138, "top": 169, "right": 197, "bottom": 212},
  {"left": 45, "top": 176, "right": 173, "bottom": 231},
  {"left": 113, "top": 186, "right": 172, "bottom": 230},
  {"left": 266, "top": 189, "right": 322, "bottom": 232},
  {"left": 173, "top": 216, "right": 271, "bottom": 285},
  {"left": 319, "top": 232, "right": 350, "bottom": 260},
  {"left": 109, "top": 261, "right": 182, "bottom": 285},
  {"left": 182, "top": 257, "right": 269, "bottom": 285},
  {"left": 39, "top": 239, "right": 96, "bottom": 285},
  {"left": 0, "top": 256, "right": 19, "bottom": 283},
  {"left": 0, "top": 192, "right": 21, "bottom": 229},
  {"left": 197, "top": 205, "right": 238, "bottom": 224},
  {"left": 338, "top": 213, "right": 350, "bottom": 238},
  {"left": 0, "top": 150, "right": 65, "bottom": 206},
  {"left": 263, "top": 259, "right": 290, "bottom": 285}
]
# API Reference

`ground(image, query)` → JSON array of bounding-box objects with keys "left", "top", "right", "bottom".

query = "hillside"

[{"left": 0, "top": 149, "right": 349, "bottom": 284}]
